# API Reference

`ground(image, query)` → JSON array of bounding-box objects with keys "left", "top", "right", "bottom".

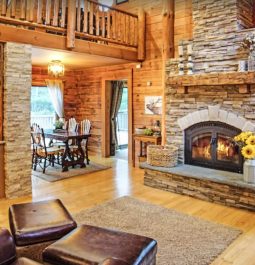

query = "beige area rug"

[
  {"left": 32, "top": 162, "right": 110, "bottom": 182},
  {"left": 74, "top": 196, "right": 241, "bottom": 265}
]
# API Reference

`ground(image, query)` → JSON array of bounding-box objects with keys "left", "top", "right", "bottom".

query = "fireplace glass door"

[{"left": 185, "top": 122, "right": 243, "bottom": 173}]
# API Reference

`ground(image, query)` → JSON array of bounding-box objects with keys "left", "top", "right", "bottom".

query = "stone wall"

[
  {"left": 168, "top": 0, "right": 255, "bottom": 75},
  {"left": 4, "top": 42, "right": 32, "bottom": 198}
]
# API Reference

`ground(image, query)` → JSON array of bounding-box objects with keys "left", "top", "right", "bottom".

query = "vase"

[
  {"left": 243, "top": 159, "right": 255, "bottom": 183},
  {"left": 248, "top": 53, "right": 255, "bottom": 71}
]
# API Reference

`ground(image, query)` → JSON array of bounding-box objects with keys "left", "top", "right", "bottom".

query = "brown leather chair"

[
  {"left": 43, "top": 225, "right": 157, "bottom": 265},
  {"left": 0, "top": 227, "right": 42, "bottom": 265},
  {"left": 9, "top": 199, "right": 77, "bottom": 262}
]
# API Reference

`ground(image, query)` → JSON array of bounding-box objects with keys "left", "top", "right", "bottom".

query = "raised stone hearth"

[{"left": 142, "top": 163, "right": 255, "bottom": 211}]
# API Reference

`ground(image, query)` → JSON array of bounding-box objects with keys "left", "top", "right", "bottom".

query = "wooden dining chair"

[
  {"left": 31, "top": 128, "right": 64, "bottom": 173},
  {"left": 53, "top": 118, "right": 79, "bottom": 148},
  {"left": 71, "top": 119, "right": 91, "bottom": 165}
]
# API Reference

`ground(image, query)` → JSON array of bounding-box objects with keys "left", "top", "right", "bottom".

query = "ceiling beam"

[{"left": 0, "top": 24, "right": 138, "bottom": 61}]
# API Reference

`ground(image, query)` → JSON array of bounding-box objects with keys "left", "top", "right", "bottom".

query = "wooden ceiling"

[{"left": 31, "top": 47, "right": 131, "bottom": 70}]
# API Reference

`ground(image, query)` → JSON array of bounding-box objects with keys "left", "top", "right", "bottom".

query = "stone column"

[{"left": 4, "top": 42, "right": 32, "bottom": 198}]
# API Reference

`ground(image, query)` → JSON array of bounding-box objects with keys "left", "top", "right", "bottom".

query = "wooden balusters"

[
  {"left": 27, "top": 0, "right": 34, "bottom": 22},
  {"left": 45, "top": 0, "right": 51, "bottom": 25},
  {"left": 76, "top": 0, "right": 81, "bottom": 31},
  {"left": 61, "top": 0, "right": 67, "bottom": 28},
  {"left": 37, "top": 0, "right": 43, "bottom": 24},
  {"left": 67, "top": 0, "right": 76, "bottom": 48},
  {"left": 137, "top": 8, "right": 145, "bottom": 61},
  {"left": 101, "top": 6, "right": 105, "bottom": 37},
  {"left": 1, "top": 0, "right": 6, "bottom": 16},
  {"left": 112, "top": 10, "right": 116, "bottom": 39},
  {"left": 95, "top": 8, "right": 99, "bottom": 36},
  {"left": 53, "top": 0, "right": 60, "bottom": 26},
  {"left": 89, "top": 1, "right": 93, "bottom": 35},
  {"left": 10, "top": 0, "right": 16, "bottom": 18},
  {"left": 107, "top": 10, "right": 110, "bottom": 39},
  {"left": 0, "top": 0, "right": 141, "bottom": 51},
  {"left": 20, "top": 0, "right": 26, "bottom": 19},
  {"left": 83, "top": 0, "right": 88, "bottom": 33},
  {"left": 134, "top": 16, "right": 138, "bottom": 47}
]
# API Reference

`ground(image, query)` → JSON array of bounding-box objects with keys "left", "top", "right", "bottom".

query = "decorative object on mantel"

[
  {"left": 241, "top": 34, "right": 255, "bottom": 71},
  {"left": 186, "top": 43, "right": 194, "bottom": 75},
  {"left": 147, "top": 145, "right": 178, "bottom": 167},
  {"left": 178, "top": 42, "right": 184, "bottom": 75},
  {"left": 238, "top": 60, "right": 247, "bottom": 72},
  {"left": 234, "top": 131, "right": 255, "bottom": 183}
]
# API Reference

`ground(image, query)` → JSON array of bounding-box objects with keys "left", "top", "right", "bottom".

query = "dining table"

[{"left": 44, "top": 130, "right": 91, "bottom": 172}]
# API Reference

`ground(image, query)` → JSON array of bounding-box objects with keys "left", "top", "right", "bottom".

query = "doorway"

[
  {"left": 113, "top": 85, "right": 128, "bottom": 160},
  {"left": 101, "top": 70, "right": 133, "bottom": 164}
]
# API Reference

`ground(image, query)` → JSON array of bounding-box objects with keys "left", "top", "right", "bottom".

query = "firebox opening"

[{"left": 185, "top": 121, "right": 243, "bottom": 173}]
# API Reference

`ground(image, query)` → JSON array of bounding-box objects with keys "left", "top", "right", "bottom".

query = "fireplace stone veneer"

[{"left": 165, "top": 72, "right": 255, "bottom": 166}]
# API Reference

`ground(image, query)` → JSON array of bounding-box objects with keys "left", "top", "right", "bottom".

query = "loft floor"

[{"left": 0, "top": 155, "right": 255, "bottom": 265}]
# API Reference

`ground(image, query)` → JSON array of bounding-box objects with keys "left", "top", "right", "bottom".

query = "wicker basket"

[{"left": 147, "top": 145, "right": 178, "bottom": 167}]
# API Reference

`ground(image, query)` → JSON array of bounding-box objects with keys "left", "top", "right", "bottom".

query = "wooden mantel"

[{"left": 166, "top": 72, "right": 255, "bottom": 94}]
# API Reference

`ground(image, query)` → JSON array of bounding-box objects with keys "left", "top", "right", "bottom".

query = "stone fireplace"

[
  {"left": 165, "top": 73, "right": 255, "bottom": 172},
  {"left": 184, "top": 121, "right": 242, "bottom": 173}
]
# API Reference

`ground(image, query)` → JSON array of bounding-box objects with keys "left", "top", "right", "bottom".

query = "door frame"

[{"left": 101, "top": 69, "right": 133, "bottom": 163}]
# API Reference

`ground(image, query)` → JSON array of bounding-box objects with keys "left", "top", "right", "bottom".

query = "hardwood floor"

[{"left": 1, "top": 156, "right": 255, "bottom": 265}]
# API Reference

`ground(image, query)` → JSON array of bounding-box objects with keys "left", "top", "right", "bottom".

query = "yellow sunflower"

[
  {"left": 246, "top": 135, "right": 255, "bottom": 145},
  {"left": 241, "top": 145, "right": 255, "bottom": 159}
]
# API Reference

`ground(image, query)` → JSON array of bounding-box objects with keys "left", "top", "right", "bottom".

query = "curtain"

[
  {"left": 110, "top": 81, "right": 124, "bottom": 156},
  {"left": 46, "top": 79, "right": 64, "bottom": 119}
]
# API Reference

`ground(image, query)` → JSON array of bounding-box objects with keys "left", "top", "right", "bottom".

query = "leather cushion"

[
  {"left": 43, "top": 225, "right": 157, "bottom": 265},
  {"left": 9, "top": 199, "right": 77, "bottom": 246},
  {"left": 100, "top": 258, "right": 130, "bottom": 265},
  {"left": 11, "top": 258, "right": 43, "bottom": 265},
  {"left": 0, "top": 227, "right": 16, "bottom": 265}
]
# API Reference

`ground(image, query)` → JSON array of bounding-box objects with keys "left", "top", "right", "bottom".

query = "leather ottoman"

[
  {"left": 9, "top": 199, "right": 77, "bottom": 262},
  {"left": 0, "top": 227, "right": 43, "bottom": 265},
  {"left": 43, "top": 225, "right": 157, "bottom": 265}
]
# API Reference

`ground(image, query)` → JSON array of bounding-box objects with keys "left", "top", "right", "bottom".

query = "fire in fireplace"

[{"left": 185, "top": 121, "right": 243, "bottom": 173}]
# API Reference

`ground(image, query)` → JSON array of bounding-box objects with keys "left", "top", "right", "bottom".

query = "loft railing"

[{"left": 0, "top": 0, "right": 145, "bottom": 59}]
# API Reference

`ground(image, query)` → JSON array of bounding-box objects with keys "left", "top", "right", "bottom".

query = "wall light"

[{"left": 48, "top": 60, "right": 65, "bottom": 77}]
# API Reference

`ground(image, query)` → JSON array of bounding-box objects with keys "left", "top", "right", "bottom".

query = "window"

[{"left": 31, "top": 86, "right": 55, "bottom": 129}]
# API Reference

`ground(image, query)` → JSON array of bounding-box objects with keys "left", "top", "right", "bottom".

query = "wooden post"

[
  {"left": 162, "top": 0, "right": 174, "bottom": 59},
  {"left": 161, "top": 0, "right": 174, "bottom": 145},
  {"left": 137, "top": 8, "right": 145, "bottom": 61},
  {"left": 67, "top": 0, "right": 76, "bottom": 48}
]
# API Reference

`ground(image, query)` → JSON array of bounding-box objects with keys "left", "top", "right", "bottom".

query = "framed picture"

[
  {"left": 145, "top": 96, "right": 162, "bottom": 115},
  {"left": 116, "top": 0, "right": 128, "bottom": 4}
]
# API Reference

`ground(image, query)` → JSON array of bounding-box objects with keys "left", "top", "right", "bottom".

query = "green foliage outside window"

[{"left": 31, "top": 86, "right": 55, "bottom": 115}]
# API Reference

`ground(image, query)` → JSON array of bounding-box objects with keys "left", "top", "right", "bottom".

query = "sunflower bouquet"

[{"left": 233, "top": 131, "right": 255, "bottom": 159}]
